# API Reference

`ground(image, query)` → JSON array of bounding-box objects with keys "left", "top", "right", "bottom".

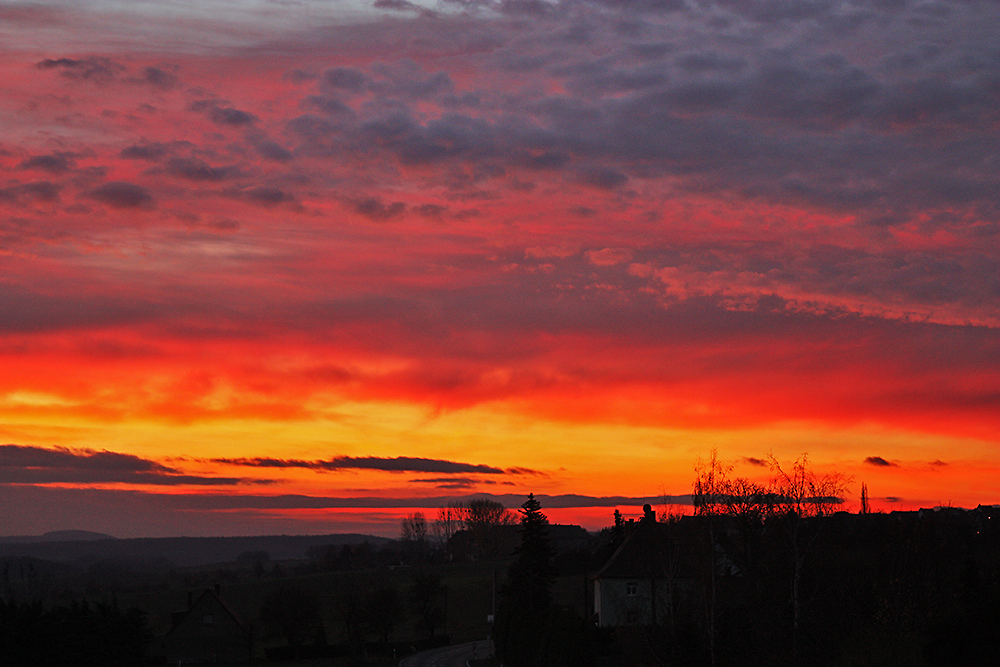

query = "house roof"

[
  {"left": 166, "top": 588, "right": 249, "bottom": 636},
  {"left": 596, "top": 519, "right": 678, "bottom": 580}
]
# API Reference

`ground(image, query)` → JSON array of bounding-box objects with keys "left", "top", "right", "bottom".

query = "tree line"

[
  {"left": 399, "top": 498, "right": 518, "bottom": 562},
  {"left": 258, "top": 568, "right": 449, "bottom": 660},
  {"left": 0, "top": 598, "right": 150, "bottom": 667}
]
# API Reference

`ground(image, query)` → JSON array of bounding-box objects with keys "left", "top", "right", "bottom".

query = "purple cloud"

[
  {"left": 85, "top": 181, "right": 155, "bottom": 209},
  {"left": 0, "top": 445, "right": 267, "bottom": 486},
  {"left": 36, "top": 56, "right": 123, "bottom": 83},
  {"left": 209, "top": 455, "right": 533, "bottom": 475},
  {"left": 864, "top": 456, "right": 897, "bottom": 467}
]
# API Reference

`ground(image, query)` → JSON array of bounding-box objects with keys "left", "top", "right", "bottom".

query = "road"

[{"left": 399, "top": 640, "right": 494, "bottom": 667}]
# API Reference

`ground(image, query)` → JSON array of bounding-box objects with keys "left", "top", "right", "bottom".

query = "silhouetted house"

[
  {"left": 593, "top": 512, "right": 699, "bottom": 627},
  {"left": 156, "top": 586, "right": 252, "bottom": 664},
  {"left": 548, "top": 524, "right": 591, "bottom": 552}
]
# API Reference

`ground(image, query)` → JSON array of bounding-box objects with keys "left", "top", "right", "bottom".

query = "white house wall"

[{"left": 596, "top": 577, "right": 672, "bottom": 627}]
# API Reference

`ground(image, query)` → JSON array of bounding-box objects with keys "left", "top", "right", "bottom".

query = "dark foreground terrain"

[{"left": 1, "top": 507, "right": 998, "bottom": 667}]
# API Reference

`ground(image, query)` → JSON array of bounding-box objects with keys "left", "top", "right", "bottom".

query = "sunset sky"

[{"left": 2, "top": 0, "right": 998, "bottom": 538}]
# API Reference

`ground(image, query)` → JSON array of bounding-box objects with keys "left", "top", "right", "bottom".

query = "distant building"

[{"left": 155, "top": 586, "right": 252, "bottom": 664}]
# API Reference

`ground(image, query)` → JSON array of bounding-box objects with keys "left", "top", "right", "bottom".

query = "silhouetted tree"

[
  {"left": 464, "top": 498, "right": 515, "bottom": 558},
  {"left": 768, "top": 453, "right": 847, "bottom": 518},
  {"left": 689, "top": 451, "right": 850, "bottom": 665},
  {"left": 508, "top": 493, "right": 556, "bottom": 614},
  {"left": 596, "top": 509, "right": 628, "bottom": 565},
  {"left": 767, "top": 453, "right": 850, "bottom": 665},
  {"left": 693, "top": 451, "right": 728, "bottom": 666},
  {"left": 400, "top": 512, "right": 429, "bottom": 562},
  {"left": 434, "top": 502, "right": 465, "bottom": 559},
  {"left": 496, "top": 494, "right": 569, "bottom": 667},
  {"left": 693, "top": 449, "right": 732, "bottom": 517}
]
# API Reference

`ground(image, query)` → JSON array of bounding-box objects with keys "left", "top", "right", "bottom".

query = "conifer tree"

[
  {"left": 495, "top": 494, "right": 560, "bottom": 667},
  {"left": 507, "top": 493, "right": 556, "bottom": 614}
]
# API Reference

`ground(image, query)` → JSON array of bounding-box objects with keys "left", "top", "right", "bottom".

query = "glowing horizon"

[{"left": 2, "top": 0, "right": 998, "bottom": 538}]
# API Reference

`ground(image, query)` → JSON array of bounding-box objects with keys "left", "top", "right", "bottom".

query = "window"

[
  {"left": 202, "top": 614, "right": 214, "bottom": 625},
  {"left": 625, "top": 582, "right": 637, "bottom": 596}
]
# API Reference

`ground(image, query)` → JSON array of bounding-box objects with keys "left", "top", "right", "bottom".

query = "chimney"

[{"left": 187, "top": 591, "right": 193, "bottom": 609}]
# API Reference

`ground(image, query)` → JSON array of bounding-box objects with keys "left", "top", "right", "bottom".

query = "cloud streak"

[
  {"left": 864, "top": 456, "right": 898, "bottom": 468},
  {"left": 210, "top": 455, "right": 538, "bottom": 476},
  {"left": 0, "top": 445, "right": 267, "bottom": 486}
]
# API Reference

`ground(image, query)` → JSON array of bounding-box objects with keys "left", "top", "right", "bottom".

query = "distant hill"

[
  {"left": 0, "top": 530, "right": 116, "bottom": 544},
  {"left": 0, "top": 533, "right": 389, "bottom": 567}
]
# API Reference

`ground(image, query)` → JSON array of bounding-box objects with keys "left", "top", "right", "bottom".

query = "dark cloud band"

[
  {"left": 209, "top": 455, "right": 533, "bottom": 475},
  {"left": 0, "top": 445, "right": 266, "bottom": 486},
  {"left": 864, "top": 456, "right": 896, "bottom": 467}
]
